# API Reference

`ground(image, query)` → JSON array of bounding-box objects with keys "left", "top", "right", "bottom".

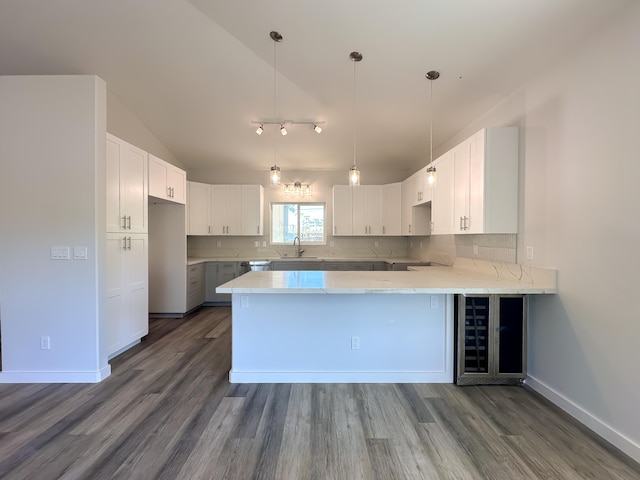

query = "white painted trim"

[
  {"left": 108, "top": 339, "right": 141, "bottom": 360},
  {"left": 0, "top": 364, "right": 111, "bottom": 384},
  {"left": 526, "top": 375, "right": 640, "bottom": 464},
  {"left": 230, "top": 370, "right": 452, "bottom": 384}
]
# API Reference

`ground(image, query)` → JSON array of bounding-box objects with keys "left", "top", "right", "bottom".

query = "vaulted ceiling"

[{"left": 0, "top": 1, "right": 632, "bottom": 176}]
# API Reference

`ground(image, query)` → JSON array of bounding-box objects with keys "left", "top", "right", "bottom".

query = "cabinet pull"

[
  {"left": 409, "top": 224, "right": 412, "bottom": 233},
  {"left": 167, "top": 186, "right": 171, "bottom": 197},
  {"left": 464, "top": 216, "right": 469, "bottom": 230},
  {"left": 122, "top": 237, "right": 127, "bottom": 250},
  {"left": 334, "top": 226, "right": 337, "bottom": 235},
  {"left": 121, "top": 216, "right": 127, "bottom": 229},
  {"left": 127, "top": 216, "right": 132, "bottom": 230},
  {"left": 257, "top": 225, "right": 260, "bottom": 234},
  {"left": 382, "top": 226, "right": 385, "bottom": 235},
  {"left": 208, "top": 225, "right": 211, "bottom": 234},
  {"left": 127, "top": 236, "right": 132, "bottom": 250},
  {"left": 459, "top": 216, "right": 463, "bottom": 231}
]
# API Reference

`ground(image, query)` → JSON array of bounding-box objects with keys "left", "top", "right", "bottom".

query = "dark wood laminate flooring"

[{"left": 0, "top": 307, "right": 638, "bottom": 479}]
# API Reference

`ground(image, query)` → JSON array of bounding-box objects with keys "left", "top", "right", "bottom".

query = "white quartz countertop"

[
  {"left": 187, "top": 256, "right": 430, "bottom": 266},
  {"left": 216, "top": 260, "right": 557, "bottom": 295}
]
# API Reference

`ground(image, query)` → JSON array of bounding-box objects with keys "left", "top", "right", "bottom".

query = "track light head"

[
  {"left": 256, "top": 124, "right": 264, "bottom": 135},
  {"left": 313, "top": 124, "right": 322, "bottom": 134},
  {"left": 280, "top": 124, "right": 287, "bottom": 136}
]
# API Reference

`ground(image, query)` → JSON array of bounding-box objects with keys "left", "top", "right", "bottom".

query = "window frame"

[{"left": 270, "top": 201, "right": 327, "bottom": 245}]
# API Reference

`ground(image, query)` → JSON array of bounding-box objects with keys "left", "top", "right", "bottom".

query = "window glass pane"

[
  {"left": 271, "top": 202, "right": 325, "bottom": 244},
  {"left": 300, "top": 204, "right": 325, "bottom": 243},
  {"left": 271, "top": 203, "right": 298, "bottom": 244}
]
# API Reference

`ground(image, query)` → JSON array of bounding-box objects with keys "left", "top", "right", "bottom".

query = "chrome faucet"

[{"left": 293, "top": 236, "right": 304, "bottom": 257}]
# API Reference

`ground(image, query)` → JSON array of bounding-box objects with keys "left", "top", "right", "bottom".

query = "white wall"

[
  {"left": 446, "top": 4, "right": 640, "bottom": 461},
  {"left": 0, "top": 75, "right": 109, "bottom": 382}
]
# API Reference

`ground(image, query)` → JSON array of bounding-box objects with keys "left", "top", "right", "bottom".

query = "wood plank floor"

[{"left": 0, "top": 306, "right": 638, "bottom": 479}]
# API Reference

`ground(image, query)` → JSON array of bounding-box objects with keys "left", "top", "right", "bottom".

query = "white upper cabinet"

[
  {"left": 430, "top": 151, "right": 455, "bottom": 235},
  {"left": 187, "top": 182, "right": 264, "bottom": 236},
  {"left": 401, "top": 173, "right": 431, "bottom": 236},
  {"left": 106, "top": 133, "right": 148, "bottom": 233},
  {"left": 453, "top": 127, "right": 519, "bottom": 234},
  {"left": 332, "top": 186, "right": 353, "bottom": 236},
  {"left": 148, "top": 153, "right": 186, "bottom": 204},
  {"left": 241, "top": 184, "right": 264, "bottom": 236},
  {"left": 382, "top": 182, "right": 402, "bottom": 236},
  {"left": 352, "top": 185, "right": 382, "bottom": 236},
  {"left": 187, "top": 181, "right": 211, "bottom": 235}
]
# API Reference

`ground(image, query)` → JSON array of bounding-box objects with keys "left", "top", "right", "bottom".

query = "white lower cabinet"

[{"left": 106, "top": 233, "right": 148, "bottom": 357}]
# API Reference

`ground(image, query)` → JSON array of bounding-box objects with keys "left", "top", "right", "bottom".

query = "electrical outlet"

[
  {"left": 262, "top": 241, "right": 266, "bottom": 247},
  {"left": 473, "top": 244, "right": 478, "bottom": 255},
  {"left": 240, "top": 296, "right": 249, "bottom": 308},
  {"left": 217, "top": 241, "right": 222, "bottom": 248},
  {"left": 420, "top": 241, "right": 423, "bottom": 249},
  {"left": 430, "top": 296, "right": 438, "bottom": 309},
  {"left": 526, "top": 246, "right": 534, "bottom": 261},
  {"left": 351, "top": 336, "right": 360, "bottom": 350},
  {"left": 374, "top": 241, "right": 379, "bottom": 247},
  {"left": 40, "top": 336, "right": 50, "bottom": 350},
  {"left": 254, "top": 241, "right": 259, "bottom": 248}
]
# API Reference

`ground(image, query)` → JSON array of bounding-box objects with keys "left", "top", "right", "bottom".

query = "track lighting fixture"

[
  {"left": 280, "top": 124, "right": 287, "bottom": 136},
  {"left": 313, "top": 124, "right": 322, "bottom": 134},
  {"left": 256, "top": 124, "right": 264, "bottom": 135}
]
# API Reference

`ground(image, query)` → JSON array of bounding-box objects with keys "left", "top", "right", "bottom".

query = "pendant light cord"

[
  {"left": 273, "top": 37, "right": 277, "bottom": 167},
  {"left": 353, "top": 58, "right": 357, "bottom": 169},
  {"left": 429, "top": 78, "right": 433, "bottom": 164}
]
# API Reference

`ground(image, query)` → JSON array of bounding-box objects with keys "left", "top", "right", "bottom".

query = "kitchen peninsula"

[{"left": 217, "top": 259, "right": 556, "bottom": 383}]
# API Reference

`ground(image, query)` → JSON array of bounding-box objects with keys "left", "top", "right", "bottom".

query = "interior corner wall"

[
  {"left": 446, "top": 4, "right": 640, "bottom": 461},
  {"left": 106, "top": 90, "right": 184, "bottom": 169},
  {"left": 0, "top": 75, "right": 110, "bottom": 382}
]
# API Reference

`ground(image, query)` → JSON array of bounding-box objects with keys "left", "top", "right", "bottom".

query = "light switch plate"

[
  {"left": 51, "top": 246, "right": 70, "bottom": 260},
  {"left": 73, "top": 246, "right": 88, "bottom": 260}
]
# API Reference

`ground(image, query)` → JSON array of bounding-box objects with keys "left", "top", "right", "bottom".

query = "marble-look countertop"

[
  {"left": 216, "top": 259, "right": 557, "bottom": 295},
  {"left": 187, "top": 256, "right": 431, "bottom": 266}
]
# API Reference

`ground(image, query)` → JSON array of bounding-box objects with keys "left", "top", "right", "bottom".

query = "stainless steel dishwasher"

[{"left": 240, "top": 260, "right": 272, "bottom": 272}]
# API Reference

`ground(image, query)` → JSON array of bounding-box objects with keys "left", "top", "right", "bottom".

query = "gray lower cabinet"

[
  {"left": 186, "top": 263, "right": 206, "bottom": 312},
  {"left": 205, "top": 262, "right": 239, "bottom": 303},
  {"left": 455, "top": 294, "right": 527, "bottom": 385},
  {"left": 271, "top": 260, "right": 323, "bottom": 271}
]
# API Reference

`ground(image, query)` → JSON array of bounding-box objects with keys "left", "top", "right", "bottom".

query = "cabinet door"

[
  {"left": 431, "top": 152, "right": 454, "bottom": 235},
  {"left": 401, "top": 177, "right": 413, "bottom": 235},
  {"left": 352, "top": 186, "right": 368, "bottom": 235},
  {"left": 366, "top": 185, "right": 383, "bottom": 235},
  {"left": 126, "top": 234, "right": 149, "bottom": 341},
  {"left": 106, "top": 135, "right": 123, "bottom": 232},
  {"left": 106, "top": 234, "right": 125, "bottom": 355},
  {"left": 187, "top": 181, "right": 211, "bottom": 235},
  {"left": 382, "top": 183, "right": 401, "bottom": 236},
  {"left": 453, "top": 139, "right": 471, "bottom": 233},
  {"left": 225, "top": 185, "right": 242, "bottom": 235},
  {"left": 167, "top": 165, "right": 186, "bottom": 204},
  {"left": 210, "top": 185, "right": 227, "bottom": 235},
  {"left": 148, "top": 154, "right": 169, "bottom": 200},
  {"left": 467, "top": 130, "right": 485, "bottom": 234},
  {"left": 241, "top": 185, "right": 264, "bottom": 236},
  {"left": 121, "top": 142, "right": 148, "bottom": 233},
  {"left": 332, "top": 186, "right": 353, "bottom": 236}
]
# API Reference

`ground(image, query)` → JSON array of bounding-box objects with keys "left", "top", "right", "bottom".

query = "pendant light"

[
  {"left": 425, "top": 70, "right": 439, "bottom": 188},
  {"left": 348, "top": 51, "right": 363, "bottom": 186},
  {"left": 269, "top": 31, "right": 283, "bottom": 187}
]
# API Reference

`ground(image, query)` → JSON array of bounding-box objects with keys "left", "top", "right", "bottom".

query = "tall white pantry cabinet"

[{"left": 105, "top": 133, "right": 149, "bottom": 358}]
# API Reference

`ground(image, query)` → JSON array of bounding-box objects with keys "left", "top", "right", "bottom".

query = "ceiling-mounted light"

[
  {"left": 313, "top": 124, "right": 322, "bottom": 134},
  {"left": 349, "top": 51, "right": 363, "bottom": 186},
  {"left": 256, "top": 124, "right": 264, "bottom": 135},
  {"left": 283, "top": 181, "right": 311, "bottom": 197},
  {"left": 280, "top": 124, "right": 287, "bottom": 136},
  {"left": 425, "top": 70, "right": 440, "bottom": 188},
  {"left": 268, "top": 31, "right": 283, "bottom": 186}
]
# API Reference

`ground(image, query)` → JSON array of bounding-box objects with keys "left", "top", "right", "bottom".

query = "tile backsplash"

[
  {"left": 187, "top": 235, "right": 409, "bottom": 259},
  {"left": 408, "top": 234, "right": 517, "bottom": 264},
  {"left": 188, "top": 233, "right": 516, "bottom": 263}
]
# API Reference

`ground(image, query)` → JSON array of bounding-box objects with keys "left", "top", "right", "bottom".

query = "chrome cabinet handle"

[
  {"left": 122, "top": 216, "right": 127, "bottom": 229},
  {"left": 459, "top": 216, "right": 463, "bottom": 231},
  {"left": 127, "top": 236, "right": 132, "bottom": 250},
  {"left": 382, "top": 226, "right": 385, "bottom": 235},
  {"left": 122, "top": 237, "right": 127, "bottom": 250},
  {"left": 409, "top": 224, "right": 412, "bottom": 233},
  {"left": 208, "top": 225, "right": 211, "bottom": 234},
  {"left": 257, "top": 225, "right": 260, "bottom": 234},
  {"left": 127, "top": 216, "right": 132, "bottom": 230}
]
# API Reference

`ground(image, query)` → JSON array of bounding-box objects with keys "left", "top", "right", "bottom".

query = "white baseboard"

[
  {"left": 526, "top": 374, "right": 640, "bottom": 464},
  {"left": 229, "top": 370, "right": 452, "bottom": 384},
  {"left": 0, "top": 364, "right": 111, "bottom": 383}
]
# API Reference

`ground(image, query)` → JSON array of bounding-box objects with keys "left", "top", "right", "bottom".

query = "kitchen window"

[{"left": 271, "top": 202, "right": 326, "bottom": 245}]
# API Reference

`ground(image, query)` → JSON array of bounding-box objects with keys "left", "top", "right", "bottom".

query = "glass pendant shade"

[
  {"left": 270, "top": 165, "right": 281, "bottom": 186},
  {"left": 426, "top": 166, "right": 437, "bottom": 188},
  {"left": 349, "top": 165, "right": 360, "bottom": 186}
]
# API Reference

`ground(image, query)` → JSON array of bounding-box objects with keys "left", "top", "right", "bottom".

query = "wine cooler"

[{"left": 455, "top": 294, "right": 527, "bottom": 385}]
